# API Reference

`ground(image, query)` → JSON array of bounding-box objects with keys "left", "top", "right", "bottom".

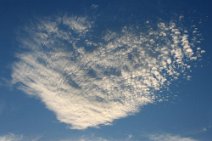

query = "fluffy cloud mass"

[{"left": 12, "top": 15, "right": 203, "bottom": 129}]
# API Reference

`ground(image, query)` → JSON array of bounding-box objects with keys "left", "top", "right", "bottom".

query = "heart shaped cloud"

[{"left": 12, "top": 15, "right": 203, "bottom": 129}]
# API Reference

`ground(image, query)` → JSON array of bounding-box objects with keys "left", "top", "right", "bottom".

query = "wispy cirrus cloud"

[
  {"left": 148, "top": 133, "right": 198, "bottom": 141},
  {"left": 60, "top": 136, "right": 108, "bottom": 141},
  {"left": 56, "top": 133, "right": 199, "bottom": 141},
  {"left": 0, "top": 134, "right": 23, "bottom": 141},
  {"left": 0, "top": 134, "right": 42, "bottom": 141},
  {"left": 11, "top": 15, "right": 204, "bottom": 129}
]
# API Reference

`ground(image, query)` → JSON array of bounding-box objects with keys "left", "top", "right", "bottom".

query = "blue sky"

[{"left": 0, "top": 0, "right": 212, "bottom": 141}]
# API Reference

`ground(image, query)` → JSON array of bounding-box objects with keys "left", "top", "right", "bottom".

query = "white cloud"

[
  {"left": 62, "top": 16, "right": 92, "bottom": 34},
  {"left": 11, "top": 15, "right": 203, "bottom": 129},
  {"left": 0, "top": 134, "right": 22, "bottom": 141},
  {"left": 148, "top": 133, "right": 198, "bottom": 141}
]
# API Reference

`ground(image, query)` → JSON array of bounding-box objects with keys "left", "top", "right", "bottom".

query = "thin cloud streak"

[
  {"left": 0, "top": 134, "right": 23, "bottom": 141},
  {"left": 12, "top": 15, "right": 203, "bottom": 129},
  {"left": 148, "top": 133, "right": 198, "bottom": 141}
]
